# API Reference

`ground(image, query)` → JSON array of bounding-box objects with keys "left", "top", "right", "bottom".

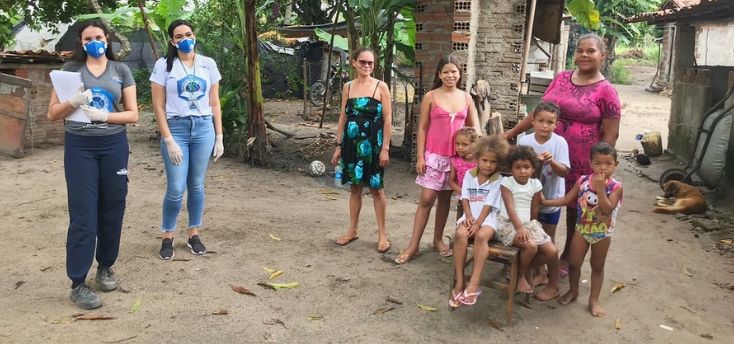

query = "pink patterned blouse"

[
  {"left": 543, "top": 70, "right": 621, "bottom": 193},
  {"left": 451, "top": 156, "right": 477, "bottom": 188}
]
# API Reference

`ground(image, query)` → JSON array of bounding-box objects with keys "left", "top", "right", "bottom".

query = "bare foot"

[
  {"left": 377, "top": 237, "right": 391, "bottom": 253},
  {"left": 558, "top": 290, "right": 578, "bottom": 305},
  {"left": 534, "top": 285, "right": 560, "bottom": 301},
  {"left": 532, "top": 273, "right": 549, "bottom": 287},
  {"left": 589, "top": 300, "right": 606, "bottom": 317},
  {"left": 335, "top": 231, "right": 359, "bottom": 246},
  {"left": 517, "top": 276, "right": 534, "bottom": 294}
]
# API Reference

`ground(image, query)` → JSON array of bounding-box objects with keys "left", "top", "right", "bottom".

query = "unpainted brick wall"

[{"left": 4, "top": 65, "right": 66, "bottom": 147}]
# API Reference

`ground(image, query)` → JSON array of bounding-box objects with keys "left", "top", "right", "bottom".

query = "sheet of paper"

[{"left": 49, "top": 70, "right": 89, "bottom": 123}]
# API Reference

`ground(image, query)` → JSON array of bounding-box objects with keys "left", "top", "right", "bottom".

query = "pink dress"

[
  {"left": 451, "top": 156, "right": 476, "bottom": 188},
  {"left": 542, "top": 71, "right": 621, "bottom": 195},
  {"left": 415, "top": 92, "right": 470, "bottom": 191}
]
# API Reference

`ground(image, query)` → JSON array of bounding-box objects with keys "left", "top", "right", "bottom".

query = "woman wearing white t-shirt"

[{"left": 150, "top": 20, "right": 224, "bottom": 259}]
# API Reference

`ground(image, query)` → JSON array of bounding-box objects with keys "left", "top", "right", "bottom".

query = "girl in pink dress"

[
  {"left": 504, "top": 33, "right": 621, "bottom": 275},
  {"left": 448, "top": 127, "right": 478, "bottom": 220},
  {"left": 395, "top": 55, "right": 482, "bottom": 264}
]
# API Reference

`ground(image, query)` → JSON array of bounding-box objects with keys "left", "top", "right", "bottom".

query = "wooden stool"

[{"left": 450, "top": 241, "right": 530, "bottom": 326}]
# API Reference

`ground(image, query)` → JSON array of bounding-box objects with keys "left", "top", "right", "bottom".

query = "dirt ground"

[{"left": 1, "top": 65, "right": 733, "bottom": 343}]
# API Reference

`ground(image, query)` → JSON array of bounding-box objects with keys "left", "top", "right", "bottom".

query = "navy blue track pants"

[{"left": 64, "top": 131, "right": 128, "bottom": 285}]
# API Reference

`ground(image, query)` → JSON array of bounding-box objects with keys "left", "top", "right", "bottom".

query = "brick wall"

[{"left": 1, "top": 64, "right": 66, "bottom": 147}]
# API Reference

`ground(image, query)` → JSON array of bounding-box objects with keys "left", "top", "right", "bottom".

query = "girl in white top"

[
  {"left": 497, "top": 145, "right": 560, "bottom": 300},
  {"left": 449, "top": 135, "right": 508, "bottom": 308}
]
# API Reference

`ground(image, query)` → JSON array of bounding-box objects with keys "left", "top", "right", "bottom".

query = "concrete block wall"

[{"left": 471, "top": 0, "right": 527, "bottom": 116}]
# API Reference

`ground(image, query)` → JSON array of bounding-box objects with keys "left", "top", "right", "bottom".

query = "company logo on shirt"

[
  {"left": 176, "top": 75, "right": 207, "bottom": 102},
  {"left": 88, "top": 87, "right": 115, "bottom": 112}
]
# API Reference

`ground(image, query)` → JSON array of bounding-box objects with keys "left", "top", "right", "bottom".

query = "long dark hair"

[
  {"left": 165, "top": 19, "right": 195, "bottom": 72},
  {"left": 431, "top": 55, "right": 463, "bottom": 90},
  {"left": 73, "top": 19, "right": 116, "bottom": 62}
]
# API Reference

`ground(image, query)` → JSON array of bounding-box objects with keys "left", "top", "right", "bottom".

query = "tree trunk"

[
  {"left": 382, "top": 10, "right": 396, "bottom": 89},
  {"left": 603, "top": 35, "right": 617, "bottom": 77},
  {"left": 88, "top": 0, "right": 131, "bottom": 59},
  {"left": 137, "top": 0, "right": 158, "bottom": 60},
  {"left": 244, "top": 0, "right": 270, "bottom": 165},
  {"left": 343, "top": 3, "right": 359, "bottom": 78}
]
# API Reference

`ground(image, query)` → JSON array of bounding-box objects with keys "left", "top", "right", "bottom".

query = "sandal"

[
  {"left": 448, "top": 290, "right": 462, "bottom": 308},
  {"left": 558, "top": 266, "right": 569, "bottom": 279},
  {"left": 394, "top": 251, "right": 418, "bottom": 265},
  {"left": 459, "top": 288, "right": 483, "bottom": 306}
]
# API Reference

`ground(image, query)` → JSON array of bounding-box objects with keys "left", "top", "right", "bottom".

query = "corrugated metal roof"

[
  {"left": 627, "top": 0, "right": 733, "bottom": 24},
  {"left": 0, "top": 50, "right": 73, "bottom": 64}
]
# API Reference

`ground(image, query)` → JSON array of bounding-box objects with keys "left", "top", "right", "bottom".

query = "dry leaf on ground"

[
  {"left": 230, "top": 285, "right": 256, "bottom": 296},
  {"left": 130, "top": 298, "right": 142, "bottom": 314},
  {"left": 417, "top": 303, "right": 436, "bottom": 312},
  {"left": 308, "top": 314, "right": 324, "bottom": 320},
  {"left": 268, "top": 234, "right": 282, "bottom": 241},
  {"left": 488, "top": 319, "right": 504, "bottom": 332},
  {"left": 372, "top": 306, "right": 395, "bottom": 315},
  {"left": 684, "top": 268, "right": 693, "bottom": 277},
  {"left": 74, "top": 313, "right": 116, "bottom": 321},
  {"left": 212, "top": 309, "right": 228, "bottom": 315},
  {"left": 610, "top": 283, "right": 625, "bottom": 293},
  {"left": 615, "top": 318, "right": 622, "bottom": 330}
]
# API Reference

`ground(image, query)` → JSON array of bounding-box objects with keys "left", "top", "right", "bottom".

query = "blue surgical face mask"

[
  {"left": 84, "top": 40, "right": 107, "bottom": 58},
  {"left": 175, "top": 38, "right": 196, "bottom": 53}
]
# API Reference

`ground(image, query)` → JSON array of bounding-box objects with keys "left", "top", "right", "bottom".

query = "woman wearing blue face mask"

[
  {"left": 150, "top": 20, "right": 223, "bottom": 260},
  {"left": 47, "top": 19, "right": 139, "bottom": 310}
]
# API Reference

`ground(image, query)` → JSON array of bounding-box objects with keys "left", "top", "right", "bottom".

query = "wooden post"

[
  {"left": 137, "top": 0, "right": 159, "bottom": 60},
  {"left": 319, "top": 0, "right": 343, "bottom": 129},
  {"left": 302, "top": 58, "right": 308, "bottom": 118}
]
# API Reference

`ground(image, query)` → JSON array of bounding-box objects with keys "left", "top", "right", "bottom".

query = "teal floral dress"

[{"left": 340, "top": 87, "right": 385, "bottom": 189}]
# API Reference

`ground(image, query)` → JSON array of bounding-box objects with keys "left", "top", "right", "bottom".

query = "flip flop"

[
  {"left": 459, "top": 288, "right": 483, "bottom": 306},
  {"left": 448, "top": 290, "right": 462, "bottom": 308},
  {"left": 394, "top": 251, "right": 417, "bottom": 264},
  {"left": 377, "top": 240, "right": 391, "bottom": 253},
  {"left": 335, "top": 234, "right": 359, "bottom": 246},
  {"left": 558, "top": 266, "right": 569, "bottom": 279}
]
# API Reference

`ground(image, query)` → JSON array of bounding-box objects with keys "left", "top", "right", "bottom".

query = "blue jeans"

[
  {"left": 65, "top": 131, "right": 128, "bottom": 285},
  {"left": 160, "top": 116, "right": 214, "bottom": 232}
]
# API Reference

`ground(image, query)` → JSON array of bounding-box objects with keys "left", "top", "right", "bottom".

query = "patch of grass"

[
  {"left": 615, "top": 45, "right": 660, "bottom": 67},
  {"left": 608, "top": 62, "right": 633, "bottom": 85}
]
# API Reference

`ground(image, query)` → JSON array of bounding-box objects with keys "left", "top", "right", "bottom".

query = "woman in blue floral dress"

[{"left": 331, "top": 47, "right": 393, "bottom": 253}]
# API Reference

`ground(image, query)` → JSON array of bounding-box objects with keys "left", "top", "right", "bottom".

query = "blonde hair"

[
  {"left": 472, "top": 134, "right": 509, "bottom": 162},
  {"left": 454, "top": 127, "right": 478, "bottom": 143}
]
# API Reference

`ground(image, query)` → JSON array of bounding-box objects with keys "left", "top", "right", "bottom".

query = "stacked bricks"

[
  {"left": 452, "top": 0, "right": 472, "bottom": 82},
  {"left": 3, "top": 65, "right": 65, "bottom": 147},
  {"left": 471, "top": 0, "right": 527, "bottom": 116}
]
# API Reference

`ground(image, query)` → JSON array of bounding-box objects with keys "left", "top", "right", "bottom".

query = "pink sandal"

[
  {"left": 449, "top": 290, "right": 462, "bottom": 308},
  {"left": 459, "top": 288, "right": 483, "bottom": 306}
]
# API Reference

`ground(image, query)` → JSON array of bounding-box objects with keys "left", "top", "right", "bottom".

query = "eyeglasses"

[
  {"left": 173, "top": 32, "right": 194, "bottom": 40},
  {"left": 357, "top": 60, "right": 374, "bottom": 67}
]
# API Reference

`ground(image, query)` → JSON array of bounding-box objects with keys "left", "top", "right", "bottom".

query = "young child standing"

[
  {"left": 517, "top": 102, "right": 569, "bottom": 281},
  {"left": 449, "top": 135, "right": 508, "bottom": 307},
  {"left": 448, "top": 127, "right": 478, "bottom": 220},
  {"left": 395, "top": 55, "right": 482, "bottom": 264},
  {"left": 542, "top": 142, "right": 623, "bottom": 317},
  {"left": 496, "top": 146, "right": 559, "bottom": 300}
]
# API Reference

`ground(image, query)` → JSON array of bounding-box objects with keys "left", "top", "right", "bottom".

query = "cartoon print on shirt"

[
  {"left": 89, "top": 87, "right": 115, "bottom": 112},
  {"left": 577, "top": 183, "right": 612, "bottom": 238}
]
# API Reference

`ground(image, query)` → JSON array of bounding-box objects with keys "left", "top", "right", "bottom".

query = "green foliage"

[
  {"left": 616, "top": 44, "right": 660, "bottom": 66},
  {"left": 566, "top": 0, "right": 601, "bottom": 30},
  {"left": 132, "top": 68, "right": 152, "bottom": 107},
  {"left": 0, "top": 0, "right": 119, "bottom": 47},
  {"left": 568, "top": 0, "right": 663, "bottom": 45},
  {"left": 608, "top": 62, "right": 632, "bottom": 85}
]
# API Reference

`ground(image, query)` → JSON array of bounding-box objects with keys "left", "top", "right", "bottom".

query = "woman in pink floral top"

[{"left": 505, "top": 33, "right": 621, "bottom": 275}]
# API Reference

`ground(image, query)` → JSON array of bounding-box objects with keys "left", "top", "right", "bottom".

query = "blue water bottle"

[{"left": 334, "top": 160, "right": 343, "bottom": 188}]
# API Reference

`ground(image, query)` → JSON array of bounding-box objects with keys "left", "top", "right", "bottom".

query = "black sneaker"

[
  {"left": 70, "top": 283, "right": 102, "bottom": 309},
  {"left": 95, "top": 266, "right": 118, "bottom": 292},
  {"left": 159, "top": 238, "right": 174, "bottom": 260},
  {"left": 187, "top": 235, "right": 206, "bottom": 255}
]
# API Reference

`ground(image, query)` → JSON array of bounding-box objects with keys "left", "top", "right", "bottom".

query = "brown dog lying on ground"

[{"left": 653, "top": 180, "right": 707, "bottom": 214}]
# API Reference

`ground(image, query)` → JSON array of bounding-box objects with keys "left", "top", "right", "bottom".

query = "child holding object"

[
  {"left": 449, "top": 135, "right": 508, "bottom": 307},
  {"left": 542, "top": 142, "right": 623, "bottom": 317},
  {"left": 448, "top": 127, "right": 479, "bottom": 220},
  {"left": 496, "top": 146, "right": 560, "bottom": 300}
]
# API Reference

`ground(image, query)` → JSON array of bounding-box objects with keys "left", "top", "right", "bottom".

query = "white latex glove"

[
  {"left": 80, "top": 105, "right": 109, "bottom": 122},
  {"left": 213, "top": 134, "right": 224, "bottom": 162},
  {"left": 163, "top": 136, "right": 183, "bottom": 165},
  {"left": 69, "top": 88, "right": 92, "bottom": 107}
]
